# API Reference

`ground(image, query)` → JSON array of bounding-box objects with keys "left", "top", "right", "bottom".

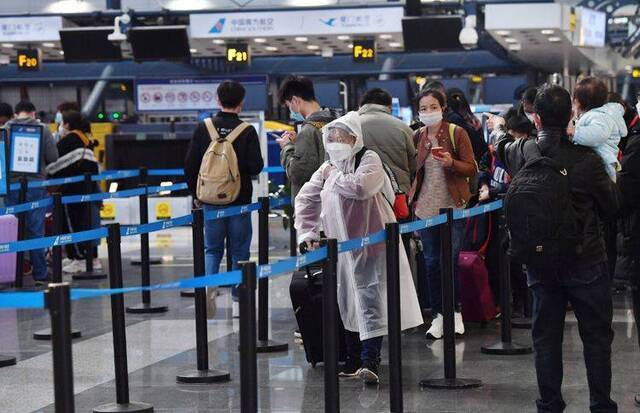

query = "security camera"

[
  {"left": 459, "top": 15, "right": 478, "bottom": 50},
  {"left": 108, "top": 13, "right": 131, "bottom": 44}
]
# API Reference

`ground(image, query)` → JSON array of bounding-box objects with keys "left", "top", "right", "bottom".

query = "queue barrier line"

[
  {"left": 9, "top": 170, "right": 142, "bottom": 191},
  {"left": 338, "top": 230, "right": 388, "bottom": 254},
  {"left": 121, "top": 214, "right": 194, "bottom": 237},
  {"left": 453, "top": 200, "right": 503, "bottom": 220},
  {"left": 0, "top": 197, "right": 53, "bottom": 216},
  {"left": 203, "top": 203, "right": 262, "bottom": 221},
  {"left": 400, "top": 214, "right": 448, "bottom": 235},
  {"left": 147, "top": 167, "right": 285, "bottom": 177},
  {"left": 0, "top": 227, "right": 109, "bottom": 254},
  {"left": 269, "top": 196, "right": 291, "bottom": 209}
]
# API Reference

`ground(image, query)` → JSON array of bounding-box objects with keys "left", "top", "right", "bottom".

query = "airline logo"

[
  {"left": 320, "top": 18, "right": 336, "bottom": 27},
  {"left": 209, "top": 18, "right": 226, "bottom": 34},
  {"left": 53, "top": 235, "right": 73, "bottom": 246}
]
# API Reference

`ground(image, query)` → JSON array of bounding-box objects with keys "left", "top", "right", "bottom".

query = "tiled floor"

[{"left": 0, "top": 221, "right": 639, "bottom": 412}]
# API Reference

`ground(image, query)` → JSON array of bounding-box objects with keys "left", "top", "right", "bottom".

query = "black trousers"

[{"left": 528, "top": 263, "right": 617, "bottom": 413}]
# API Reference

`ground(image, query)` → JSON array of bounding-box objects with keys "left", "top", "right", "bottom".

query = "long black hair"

[{"left": 446, "top": 88, "right": 480, "bottom": 130}]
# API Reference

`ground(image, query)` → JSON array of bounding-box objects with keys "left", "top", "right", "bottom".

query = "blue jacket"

[{"left": 573, "top": 103, "right": 627, "bottom": 178}]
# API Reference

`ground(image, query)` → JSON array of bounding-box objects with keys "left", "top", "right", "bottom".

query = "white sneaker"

[
  {"left": 92, "top": 258, "right": 103, "bottom": 271},
  {"left": 454, "top": 311, "right": 465, "bottom": 335},
  {"left": 62, "top": 258, "right": 74, "bottom": 267},
  {"left": 232, "top": 301, "right": 240, "bottom": 318},
  {"left": 426, "top": 313, "right": 444, "bottom": 339},
  {"left": 62, "top": 259, "right": 85, "bottom": 274}
]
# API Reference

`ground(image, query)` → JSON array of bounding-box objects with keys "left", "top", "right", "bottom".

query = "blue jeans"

[
  {"left": 203, "top": 204, "right": 252, "bottom": 300},
  {"left": 7, "top": 187, "right": 48, "bottom": 281},
  {"left": 418, "top": 220, "right": 465, "bottom": 315},
  {"left": 345, "top": 330, "right": 383, "bottom": 364},
  {"left": 528, "top": 263, "right": 617, "bottom": 413}
]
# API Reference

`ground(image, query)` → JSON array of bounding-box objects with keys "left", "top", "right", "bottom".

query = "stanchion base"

[
  {"left": 256, "top": 339, "right": 289, "bottom": 353},
  {"left": 481, "top": 341, "right": 533, "bottom": 355},
  {"left": 419, "top": 378, "right": 482, "bottom": 389},
  {"left": 93, "top": 402, "right": 154, "bottom": 413},
  {"left": 125, "top": 303, "right": 169, "bottom": 314},
  {"left": 131, "top": 258, "right": 163, "bottom": 266},
  {"left": 176, "top": 368, "right": 231, "bottom": 384},
  {"left": 512, "top": 317, "right": 532, "bottom": 329},
  {"left": 0, "top": 355, "right": 16, "bottom": 367},
  {"left": 180, "top": 290, "right": 195, "bottom": 298},
  {"left": 33, "top": 328, "right": 82, "bottom": 341},
  {"left": 72, "top": 271, "right": 108, "bottom": 281}
]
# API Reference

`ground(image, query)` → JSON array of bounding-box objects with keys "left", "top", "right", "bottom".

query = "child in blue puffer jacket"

[{"left": 571, "top": 78, "right": 627, "bottom": 181}]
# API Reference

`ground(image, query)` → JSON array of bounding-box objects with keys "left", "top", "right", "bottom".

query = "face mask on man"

[
  {"left": 326, "top": 142, "right": 352, "bottom": 161},
  {"left": 289, "top": 111, "right": 305, "bottom": 123},
  {"left": 55, "top": 111, "right": 63, "bottom": 125},
  {"left": 419, "top": 111, "right": 443, "bottom": 127},
  {"left": 525, "top": 112, "right": 535, "bottom": 123}
]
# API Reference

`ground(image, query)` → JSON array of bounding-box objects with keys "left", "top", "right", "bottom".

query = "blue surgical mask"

[
  {"left": 290, "top": 111, "right": 305, "bottom": 123},
  {"left": 55, "top": 111, "right": 63, "bottom": 125}
]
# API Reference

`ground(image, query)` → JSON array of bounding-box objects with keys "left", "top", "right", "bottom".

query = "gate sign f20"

[{"left": 17, "top": 49, "right": 41, "bottom": 71}]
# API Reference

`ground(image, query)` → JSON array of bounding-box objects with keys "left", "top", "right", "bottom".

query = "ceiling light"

[
  {"left": 504, "top": 38, "right": 518, "bottom": 44},
  {"left": 337, "top": 35, "right": 350, "bottom": 41},
  {"left": 541, "top": 29, "right": 555, "bottom": 35},
  {"left": 348, "top": 44, "right": 354, "bottom": 49},
  {"left": 45, "top": 0, "right": 95, "bottom": 13},
  {"left": 508, "top": 44, "right": 521, "bottom": 51},
  {"left": 212, "top": 39, "right": 225, "bottom": 45},
  {"left": 283, "top": 0, "right": 333, "bottom": 6},
  {"left": 59, "top": 50, "right": 64, "bottom": 55},
  {"left": 42, "top": 42, "right": 56, "bottom": 48},
  {"left": 295, "top": 37, "right": 308, "bottom": 42},
  {"left": 1, "top": 43, "right": 14, "bottom": 48},
  {"left": 190, "top": 48, "right": 197, "bottom": 53},
  {"left": 548, "top": 37, "right": 562, "bottom": 43},
  {"left": 496, "top": 30, "right": 511, "bottom": 36},
  {"left": 389, "top": 42, "right": 402, "bottom": 48},
  {"left": 254, "top": 38, "right": 267, "bottom": 43},
  {"left": 307, "top": 45, "right": 319, "bottom": 50},
  {"left": 266, "top": 46, "right": 278, "bottom": 51},
  {"left": 379, "top": 34, "right": 393, "bottom": 40}
]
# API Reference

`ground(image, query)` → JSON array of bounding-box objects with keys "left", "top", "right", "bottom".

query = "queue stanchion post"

[
  {"left": 322, "top": 239, "right": 339, "bottom": 412},
  {"left": 34, "top": 193, "right": 82, "bottom": 340},
  {"left": 420, "top": 208, "right": 482, "bottom": 390},
  {"left": 46, "top": 282, "right": 75, "bottom": 413},
  {"left": 386, "top": 222, "right": 403, "bottom": 412},
  {"left": 177, "top": 208, "right": 230, "bottom": 383},
  {"left": 239, "top": 261, "right": 258, "bottom": 413},
  {"left": 72, "top": 173, "right": 107, "bottom": 281},
  {"left": 287, "top": 204, "right": 296, "bottom": 258},
  {"left": 93, "top": 223, "right": 153, "bottom": 413},
  {"left": 256, "top": 196, "right": 288, "bottom": 353},
  {"left": 481, "top": 210, "right": 532, "bottom": 355},
  {"left": 126, "top": 183, "right": 168, "bottom": 314},
  {"left": 14, "top": 177, "right": 27, "bottom": 289},
  {"left": 132, "top": 167, "right": 161, "bottom": 267}
]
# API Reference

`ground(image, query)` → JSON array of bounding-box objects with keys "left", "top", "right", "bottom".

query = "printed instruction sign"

[{"left": 9, "top": 124, "right": 41, "bottom": 174}]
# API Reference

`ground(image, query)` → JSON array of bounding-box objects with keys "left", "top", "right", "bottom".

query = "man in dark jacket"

[
  {"left": 495, "top": 84, "right": 618, "bottom": 413},
  {"left": 276, "top": 76, "right": 335, "bottom": 202},
  {"left": 184, "top": 80, "right": 264, "bottom": 317}
]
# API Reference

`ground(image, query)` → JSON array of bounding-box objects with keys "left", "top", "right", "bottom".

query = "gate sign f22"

[{"left": 190, "top": 7, "right": 403, "bottom": 38}]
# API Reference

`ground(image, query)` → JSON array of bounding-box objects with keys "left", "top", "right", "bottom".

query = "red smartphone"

[{"left": 431, "top": 146, "right": 444, "bottom": 157}]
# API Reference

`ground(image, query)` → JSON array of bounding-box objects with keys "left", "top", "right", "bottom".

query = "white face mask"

[
  {"left": 419, "top": 111, "right": 443, "bottom": 127},
  {"left": 525, "top": 112, "right": 535, "bottom": 123},
  {"left": 326, "top": 142, "right": 352, "bottom": 161}
]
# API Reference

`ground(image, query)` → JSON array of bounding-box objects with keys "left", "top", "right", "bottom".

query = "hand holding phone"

[{"left": 431, "top": 146, "right": 444, "bottom": 158}]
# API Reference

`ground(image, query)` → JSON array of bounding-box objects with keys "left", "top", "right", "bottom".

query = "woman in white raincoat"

[{"left": 295, "top": 111, "right": 423, "bottom": 385}]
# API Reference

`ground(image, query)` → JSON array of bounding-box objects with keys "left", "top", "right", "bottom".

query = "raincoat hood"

[{"left": 322, "top": 111, "right": 364, "bottom": 171}]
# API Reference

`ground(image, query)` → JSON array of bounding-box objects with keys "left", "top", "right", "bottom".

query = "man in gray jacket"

[
  {"left": 277, "top": 76, "right": 335, "bottom": 201},
  {"left": 4, "top": 101, "right": 58, "bottom": 284},
  {"left": 358, "top": 88, "right": 416, "bottom": 193}
]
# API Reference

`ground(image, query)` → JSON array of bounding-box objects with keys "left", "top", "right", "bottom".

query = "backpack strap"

[
  {"left": 354, "top": 147, "right": 368, "bottom": 170},
  {"left": 382, "top": 162, "right": 401, "bottom": 193},
  {"left": 224, "top": 122, "right": 251, "bottom": 144},
  {"left": 448, "top": 123, "right": 457, "bottom": 153},
  {"left": 204, "top": 118, "right": 220, "bottom": 141}
]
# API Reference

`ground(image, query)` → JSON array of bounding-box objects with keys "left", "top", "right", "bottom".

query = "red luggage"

[
  {"left": 0, "top": 214, "right": 18, "bottom": 285},
  {"left": 459, "top": 214, "right": 497, "bottom": 323}
]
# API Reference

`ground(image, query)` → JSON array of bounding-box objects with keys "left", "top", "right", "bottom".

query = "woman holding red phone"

[{"left": 408, "top": 88, "right": 478, "bottom": 339}]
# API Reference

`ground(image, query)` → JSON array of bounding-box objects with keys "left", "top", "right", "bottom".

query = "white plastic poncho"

[{"left": 295, "top": 111, "right": 423, "bottom": 340}]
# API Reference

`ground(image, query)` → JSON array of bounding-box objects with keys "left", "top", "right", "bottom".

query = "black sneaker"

[
  {"left": 358, "top": 360, "right": 379, "bottom": 385},
  {"left": 338, "top": 357, "right": 361, "bottom": 378}
]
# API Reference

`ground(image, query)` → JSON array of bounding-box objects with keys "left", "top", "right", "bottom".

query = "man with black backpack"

[
  {"left": 185, "top": 80, "right": 264, "bottom": 318},
  {"left": 492, "top": 84, "right": 618, "bottom": 413}
]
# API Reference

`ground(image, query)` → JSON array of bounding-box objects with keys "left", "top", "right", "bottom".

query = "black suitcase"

[{"left": 289, "top": 266, "right": 347, "bottom": 367}]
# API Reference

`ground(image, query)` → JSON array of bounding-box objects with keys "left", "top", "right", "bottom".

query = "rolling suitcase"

[
  {"left": 459, "top": 214, "right": 497, "bottom": 323},
  {"left": 0, "top": 215, "right": 18, "bottom": 285},
  {"left": 289, "top": 265, "right": 346, "bottom": 367}
]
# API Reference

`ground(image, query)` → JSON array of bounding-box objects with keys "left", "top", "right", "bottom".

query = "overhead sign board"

[
  {"left": 226, "top": 43, "right": 250, "bottom": 64},
  {"left": 135, "top": 77, "right": 267, "bottom": 112},
  {"left": 353, "top": 39, "right": 375, "bottom": 62},
  {"left": 0, "top": 16, "right": 63, "bottom": 42},
  {"left": 576, "top": 7, "right": 606, "bottom": 48},
  {"left": 17, "top": 49, "right": 41, "bottom": 71},
  {"left": 190, "top": 7, "right": 403, "bottom": 38}
]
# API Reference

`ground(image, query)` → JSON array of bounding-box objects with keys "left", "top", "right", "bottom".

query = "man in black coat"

[{"left": 493, "top": 84, "right": 619, "bottom": 413}]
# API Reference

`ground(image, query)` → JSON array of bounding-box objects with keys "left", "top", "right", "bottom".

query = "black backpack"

[{"left": 504, "top": 144, "right": 583, "bottom": 268}]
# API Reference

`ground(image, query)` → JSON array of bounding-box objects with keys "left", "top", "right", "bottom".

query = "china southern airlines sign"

[{"left": 190, "top": 7, "right": 403, "bottom": 38}]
